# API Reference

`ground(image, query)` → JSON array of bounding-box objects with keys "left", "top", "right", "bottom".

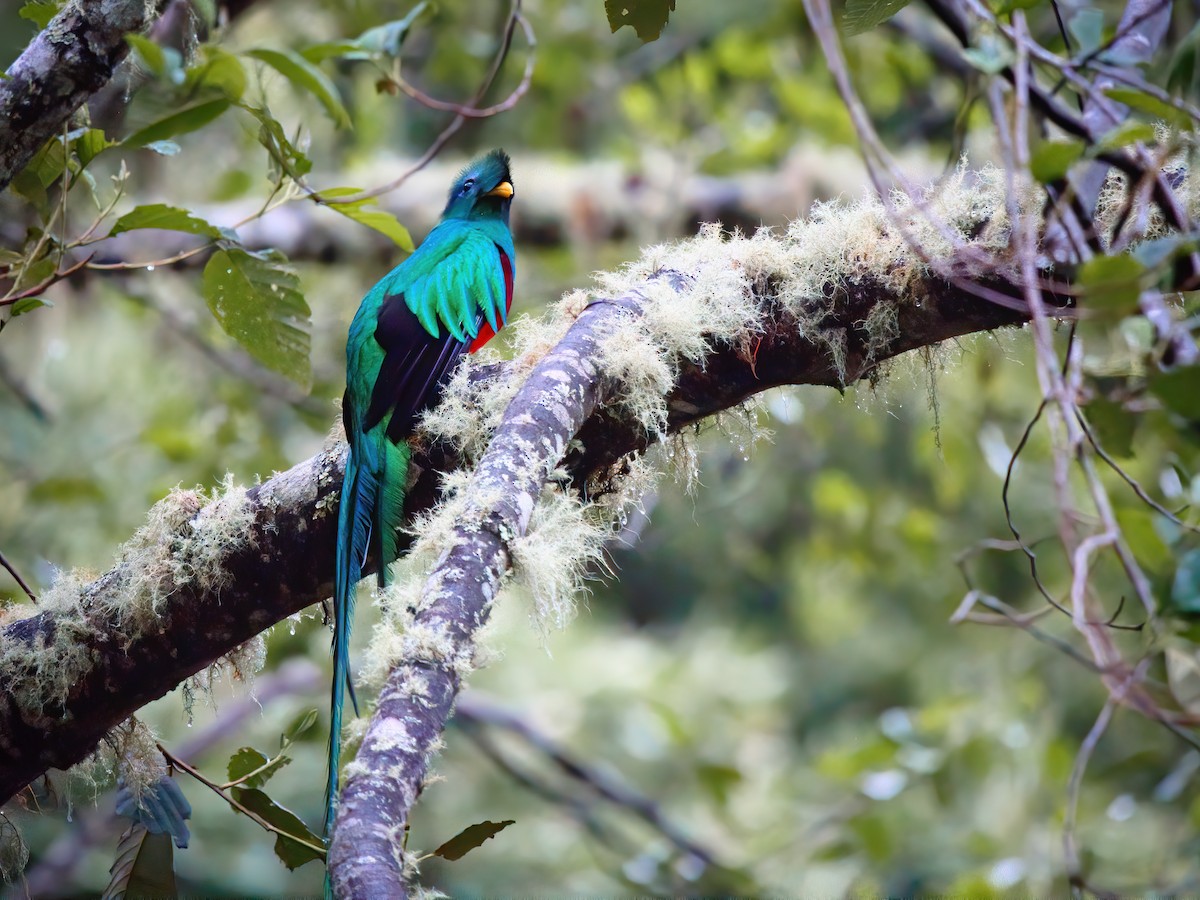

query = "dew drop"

[{"left": 146, "top": 265, "right": 155, "bottom": 272}]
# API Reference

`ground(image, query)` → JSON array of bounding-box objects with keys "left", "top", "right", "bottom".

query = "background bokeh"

[{"left": 4, "top": 0, "right": 1200, "bottom": 896}]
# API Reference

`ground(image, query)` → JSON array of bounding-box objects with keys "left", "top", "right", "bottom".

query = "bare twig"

[
  {"left": 159, "top": 744, "right": 326, "bottom": 858},
  {"left": 319, "top": 1, "right": 531, "bottom": 207},
  {"left": 0, "top": 549, "right": 37, "bottom": 604},
  {"left": 456, "top": 693, "right": 717, "bottom": 867}
]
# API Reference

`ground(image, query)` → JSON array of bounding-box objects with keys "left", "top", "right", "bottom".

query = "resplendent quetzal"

[{"left": 327, "top": 149, "right": 515, "bottom": 836}]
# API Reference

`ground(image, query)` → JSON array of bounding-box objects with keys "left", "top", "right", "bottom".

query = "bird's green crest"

[{"left": 441, "top": 148, "right": 514, "bottom": 224}]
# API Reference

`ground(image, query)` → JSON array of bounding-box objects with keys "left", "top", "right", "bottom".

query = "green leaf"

[
  {"left": 1132, "top": 234, "right": 1200, "bottom": 270},
  {"left": 14, "top": 255, "right": 58, "bottom": 292},
  {"left": 1168, "top": 21, "right": 1200, "bottom": 95},
  {"left": 282, "top": 708, "right": 319, "bottom": 747},
  {"left": 1116, "top": 507, "right": 1173, "bottom": 575},
  {"left": 29, "top": 475, "right": 105, "bottom": 503},
  {"left": 1067, "top": 8, "right": 1104, "bottom": 56},
  {"left": 345, "top": 3, "right": 430, "bottom": 58},
  {"left": 1151, "top": 367, "right": 1200, "bottom": 420},
  {"left": 9, "top": 297, "right": 52, "bottom": 317},
  {"left": 144, "top": 140, "right": 182, "bottom": 156},
  {"left": 988, "top": 0, "right": 1039, "bottom": 16},
  {"left": 841, "top": 0, "right": 912, "bottom": 35},
  {"left": 1095, "top": 120, "right": 1157, "bottom": 153},
  {"left": 432, "top": 820, "right": 516, "bottom": 861},
  {"left": 1166, "top": 645, "right": 1200, "bottom": 711},
  {"left": 227, "top": 746, "right": 290, "bottom": 789},
  {"left": 18, "top": 0, "right": 58, "bottom": 29},
  {"left": 245, "top": 106, "right": 313, "bottom": 181},
  {"left": 104, "top": 824, "right": 176, "bottom": 898},
  {"left": 1077, "top": 254, "right": 1144, "bottom": 313},
  {"left": 74, "top": 128, "right": 116, "bottom": 169},
  {"left": 110, "top": 204, "right": 224, "bottom": 239},
  {"left": 122, "top": 98, "right": 232, "bottom": 148},
  {"left": 319, "top": 188, "right": 414, "bottom": 250},
  {"left": 185, "top": 46, "right": 247, "bottom": 101},
  {"left": 1104, "top": 87, "right": 1195, "bottom": 131},
  {"left": 1030, "top": 139, "right": 1085, "bottom": 183},
  {"left": 230, "top": 788, "right": 324, "bottom": 869},
  {"left": 1174, "top": 549, "right": 1200, "bottom": 613},
  {"left": 604, "top": 0, "right": 676, "bottom": 42},
  {"left": 202, "top": 248, "right": 312, "bottom": 387},
  {"left": 126, "top": 34, "right": 167, "bottom": 77},
  {"left": 246, "top": 48, "right": 351, "bottom": 128},
  {"left": 962, "top": 36, "right": 1014, "bottom": 75}
]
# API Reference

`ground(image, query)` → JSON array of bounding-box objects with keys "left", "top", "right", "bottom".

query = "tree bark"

[
  {"left": 0, "top": 0, "right": 169, "bottom": 192},
  {"left": 0, "top": 246, "right": 1046, "bottom": 811}
]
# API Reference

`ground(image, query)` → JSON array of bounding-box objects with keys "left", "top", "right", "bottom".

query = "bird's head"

[{"left": 441, "top": 148, "right": 514, "bottom": 225}]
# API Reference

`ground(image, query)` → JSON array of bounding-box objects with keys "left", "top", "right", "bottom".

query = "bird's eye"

[{"left": 461, "top": 178, "right": 475, "bottom": 195}]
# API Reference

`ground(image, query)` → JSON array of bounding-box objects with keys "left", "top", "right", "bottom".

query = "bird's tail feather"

[{"left": 325, "top": 436, "right": 412, "bottom": 840}]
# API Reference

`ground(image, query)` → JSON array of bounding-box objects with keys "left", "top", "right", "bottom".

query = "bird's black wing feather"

[{"left": 362, "top": 291, "right": 482, "bottom": 443}]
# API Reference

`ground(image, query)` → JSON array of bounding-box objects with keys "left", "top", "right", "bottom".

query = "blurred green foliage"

[{"left": 3, "top": 0, "right": 1200, "bottom": 896}]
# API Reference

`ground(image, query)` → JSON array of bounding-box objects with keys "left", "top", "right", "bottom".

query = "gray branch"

[
  {"left": 325, "top": 269, "right": 1044, "bottom": 896},
  {"left": 0, "top": 245, "right": 1036, "bottom": 810},
  {"left": 0, "top": 0, "right": 167, "bottom": 192}
]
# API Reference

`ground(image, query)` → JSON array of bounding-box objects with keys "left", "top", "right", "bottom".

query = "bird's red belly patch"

[{"left": 468, "top": 245, "right": 514, "bottom": 353}]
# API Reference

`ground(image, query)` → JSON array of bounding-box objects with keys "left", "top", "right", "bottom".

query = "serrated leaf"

[
  {"left": 1151, "top": 367, "right": 1200, "bottom": 420},
  {"left": 227, "top": 746, "right": 291, "bottom": 789},
  {"left": 1105, "top": 87, "right": 1195, "bottom": 131},
  {"left": 110, "top": 204, "right": 224, "bottom": 239},
  {"left": 319, "top": 188, "right": 414, "bottom": 250},
  {"left": 841, "top": 0, "right": 912, "bottom": 35},
  {"left": 9, "top": 297, "right": 52, "bottom": 317},
  {"left": 230, "top": 788, "right": 324, "bottom": 870},
  {"left": 282, "top": 708, "right": 319, "bottom": 747},
  {"left": 18, "top": 0, "right": 57, "bottom": 29},
  {"left": 1030, "top": 139, "right": 1085, "bottom": 183},
  {"left": 432, "top": 819, "right": 516, "bottom": 861},
  {"left": 246, "top": 48, "right": 350, "bottom": 128},
  {"left": 1077, "top": 254, "right": 1144, "bottom": 313},
  {"left": 122, "top": 98, "right": 231, "bottom": 148},
  {"left": 202, "top": 248, "right": 312, "bottom": 387},
  {"left": 104, "top": 824, "right": 176, "bottom": 899},
  {"left": 604, "top": 0, "right": 676, "bottom": 42}
]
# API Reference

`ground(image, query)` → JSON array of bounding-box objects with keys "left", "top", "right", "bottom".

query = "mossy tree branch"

[
  {"left": 0, "top": 244, "right": 1047, "bottom": 808},
  {"left": 0, "top": 0, "right": 169, "bottom": 192}
]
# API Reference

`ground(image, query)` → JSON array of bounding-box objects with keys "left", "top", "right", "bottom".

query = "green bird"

[{"left": 328, "top": 149, "right": 515, "bottom": 836}]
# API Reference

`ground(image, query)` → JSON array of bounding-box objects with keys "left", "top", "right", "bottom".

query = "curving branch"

[
  {"left": 324, "top": 269, "right": 1043, "bottom": 895},
  {"left": 0, "top": 0, "right": 169, "bottom": 192},
  {"left": 0, "top": 240, "right": 1041, "bottom": 812}
]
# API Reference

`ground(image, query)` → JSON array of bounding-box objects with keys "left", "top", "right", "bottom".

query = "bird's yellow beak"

[{"left": 484, "top": 181, "right": 514, "bottom": 199}]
